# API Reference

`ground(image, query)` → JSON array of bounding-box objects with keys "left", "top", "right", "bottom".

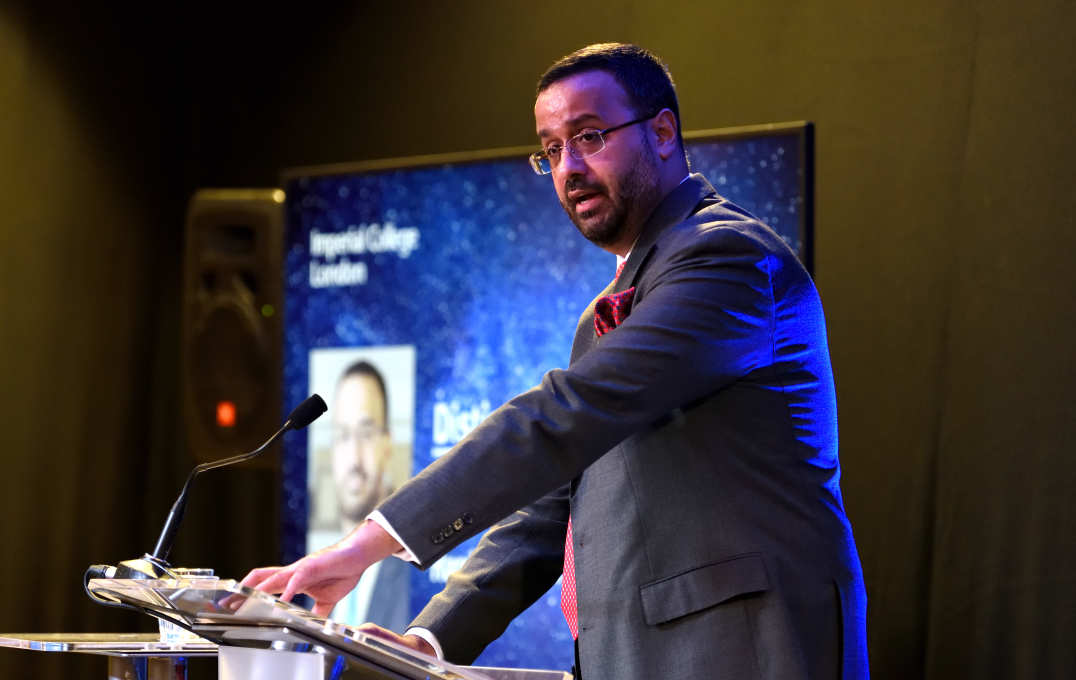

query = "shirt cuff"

[
  {"left": 366, "top": 510, "right": 420, "bottom": 564},
  {"left": 404, "top": 627, "right": 445, "bottom": 660}
]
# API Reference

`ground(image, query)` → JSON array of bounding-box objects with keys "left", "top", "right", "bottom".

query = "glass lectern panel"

[{"left": 87, "top": 578, "right": 501, "bottom": 680}]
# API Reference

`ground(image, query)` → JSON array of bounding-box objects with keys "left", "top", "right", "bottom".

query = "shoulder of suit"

[
  {"left": 661, "top": 198, "right": 782, "bottom": 252},
  {"left": 633, "top": 200, "right": 804, "bottom": 290}
]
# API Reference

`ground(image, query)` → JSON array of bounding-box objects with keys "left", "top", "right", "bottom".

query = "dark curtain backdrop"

[{"left": 1, "top": 2, "right": 1072, "bottom": 678}]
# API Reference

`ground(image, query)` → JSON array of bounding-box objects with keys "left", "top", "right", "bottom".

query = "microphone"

[
  {"left": 150, "top": 394, "right": 328, "bottom": 563},
  {"left": 86, "top": 395, "right": 328, "bottom": 587}
]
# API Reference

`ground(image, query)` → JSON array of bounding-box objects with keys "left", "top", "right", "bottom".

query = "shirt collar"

[{"left": 615, "top": 174, "right": 691, "bottom": 273}]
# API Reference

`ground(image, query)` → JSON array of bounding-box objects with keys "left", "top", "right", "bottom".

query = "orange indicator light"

[{"left": 216, "top": 401, "right": 237, "bottom": 428}]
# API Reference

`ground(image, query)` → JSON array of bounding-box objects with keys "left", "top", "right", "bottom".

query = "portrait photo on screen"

[{"left": 306, "top": 344, "right": 416, "bottom": 631}]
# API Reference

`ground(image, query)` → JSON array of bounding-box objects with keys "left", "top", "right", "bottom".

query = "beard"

[
  {"left": 338, "top": 482, "right": 384, "bottom": 526},
  {"left": 562, "top": 133, "right": 663, "bottom": 249},
  {"left": 336, "top": 466, "right": 388, "bottom": 525}
]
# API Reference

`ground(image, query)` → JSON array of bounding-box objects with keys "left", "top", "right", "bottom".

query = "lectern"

[{"left": 0, "top": 577, "right": 571, "bottom": 680}]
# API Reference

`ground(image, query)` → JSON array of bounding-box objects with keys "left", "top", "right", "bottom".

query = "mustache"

[{"left": 565, "top": 178, "right": 605, "bottom": 199}]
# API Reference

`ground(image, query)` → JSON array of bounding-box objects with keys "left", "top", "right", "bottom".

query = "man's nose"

[
  {"left": 559, "top": 150, "right": 587, "bottom": 175},
  {"left": 556, "top": 153, "right": 587, "bottom": 187}
]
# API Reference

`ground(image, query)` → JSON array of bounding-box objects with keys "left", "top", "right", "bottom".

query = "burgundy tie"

[
  {"left": 562, "top": 262, "right": 635, "bottom": 639},
  {"left": 561, "top": 519, "right": 580, "bottom": 638}
]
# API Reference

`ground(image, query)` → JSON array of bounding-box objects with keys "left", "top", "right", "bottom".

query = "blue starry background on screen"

[{"left": 281, "top": 130, "right": 807, "bottom": 670}]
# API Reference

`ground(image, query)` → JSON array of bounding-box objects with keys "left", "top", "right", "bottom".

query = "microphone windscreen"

[{"left": 287, "top": 394, "right": 328, "bottom": 430}]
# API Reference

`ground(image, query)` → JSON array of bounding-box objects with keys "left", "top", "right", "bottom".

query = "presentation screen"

[{"left": 280, "top": 122, "right": 813, "bottom": 669}]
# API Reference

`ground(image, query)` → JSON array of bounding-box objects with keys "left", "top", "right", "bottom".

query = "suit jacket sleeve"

[
  {"left": 407, "top": 484, "right": 569, "bottom": 663},
  {"left": 376, "top": 202, "right": 778, "bottom": 566}
]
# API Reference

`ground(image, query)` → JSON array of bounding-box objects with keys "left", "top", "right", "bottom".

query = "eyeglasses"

[
  {"left": 332, "top": 423, "right": 387, "bottom": 445},
  {"left": 528, "top": 113, "right": 657, "bottom": 175}
]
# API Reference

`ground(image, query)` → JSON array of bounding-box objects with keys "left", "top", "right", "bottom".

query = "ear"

[{"left": 650, "top": 108, "right": 680, "bottom": 160}]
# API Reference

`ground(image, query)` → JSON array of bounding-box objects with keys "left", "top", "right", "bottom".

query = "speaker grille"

[{"left": 182, "top": 189, "right": 283, "bottom": 464}]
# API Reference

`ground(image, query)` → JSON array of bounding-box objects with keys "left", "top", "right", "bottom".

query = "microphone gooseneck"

[
  {"left": 85, "top": 395, "right": 327, "bottom": 609},
  {"left": 149, "top": 394, "right": 328, "bottom": 562}
]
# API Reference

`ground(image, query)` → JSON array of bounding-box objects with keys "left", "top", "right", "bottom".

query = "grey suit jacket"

[{"left": 379, "top": 174, "right": 868, "bottom": 679}]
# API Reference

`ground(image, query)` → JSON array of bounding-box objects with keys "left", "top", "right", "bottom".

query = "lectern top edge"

[{"left": 87, "top": 578, "right": 494, "bottom": 680}]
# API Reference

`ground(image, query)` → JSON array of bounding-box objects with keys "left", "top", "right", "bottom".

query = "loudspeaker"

[{"left": 181, "top": 188, "right": 284, "bottom": 465}]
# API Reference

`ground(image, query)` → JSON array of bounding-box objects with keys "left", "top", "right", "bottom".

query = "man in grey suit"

[{"left": 244, "top": 43, "right": 868, "bottom": 679}]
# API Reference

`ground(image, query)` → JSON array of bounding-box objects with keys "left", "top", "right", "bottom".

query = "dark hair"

[
  {"left": 537, "top": 43, "right": 684, "bottom": 150},
  {"left": 339, "top": 360, "right": 388, "bottom": 426}
]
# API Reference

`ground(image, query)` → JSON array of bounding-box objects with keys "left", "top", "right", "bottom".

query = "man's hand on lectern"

[
  {"left": 238, "top": 519, "right": 402, "bottom": 617},
  {"left": 356, "top": 623, "right": 437, "bottom": 658}
]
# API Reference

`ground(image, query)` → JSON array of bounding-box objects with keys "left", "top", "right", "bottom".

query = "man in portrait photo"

[{"left": 306, "top": 348, "right": 415, "bottom": 631}]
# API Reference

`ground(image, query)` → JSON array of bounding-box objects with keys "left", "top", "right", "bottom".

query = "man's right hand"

[{"left": 238, "top": 519, "right": 403, "bottom": 617}]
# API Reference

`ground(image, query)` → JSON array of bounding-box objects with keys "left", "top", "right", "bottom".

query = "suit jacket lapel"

[
  {"left": 614, "top": 173, "right": 718, "bottom": 293},
  {"left": 569, "top": 174, "right": 718, "bottom": 364}
]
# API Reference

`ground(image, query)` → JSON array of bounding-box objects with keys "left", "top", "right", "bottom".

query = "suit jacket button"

[
  {"left": 431, "top": 534, "right": 444, "bottom": 544},
  {"left": 452, "top": 518, "right": 464, "bottom": 531}
]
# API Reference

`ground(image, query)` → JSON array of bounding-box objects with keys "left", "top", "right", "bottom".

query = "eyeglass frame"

[
  {"left": 331, "top": 421, "right": 389, "bottom": 446},
  {"left": 528, "top": 112, "right": 660, "bottom": 175}
]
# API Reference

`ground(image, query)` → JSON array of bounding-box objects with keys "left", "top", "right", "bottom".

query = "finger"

[
  {"left": 311, "top": 599, "right": 335, "bottom": 618},
  {"left": 257, "top": 568, "right": 299, "bottom": 593},
  {"left": 280, "top": 566, "right": 307, "bottom": 604},
  {"left": 355, "top": 623, "right": 393, "bottom": 641},
  {"left": 249, "top": 567, "right": 295, "bottom": 595},
  {"left": 238, "top": 566, "right": 282, "bottom": 589}
]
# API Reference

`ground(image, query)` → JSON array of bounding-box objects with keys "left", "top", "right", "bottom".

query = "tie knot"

[{"left": 615, "top": 261, "right": 626, "bottom": 282}]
